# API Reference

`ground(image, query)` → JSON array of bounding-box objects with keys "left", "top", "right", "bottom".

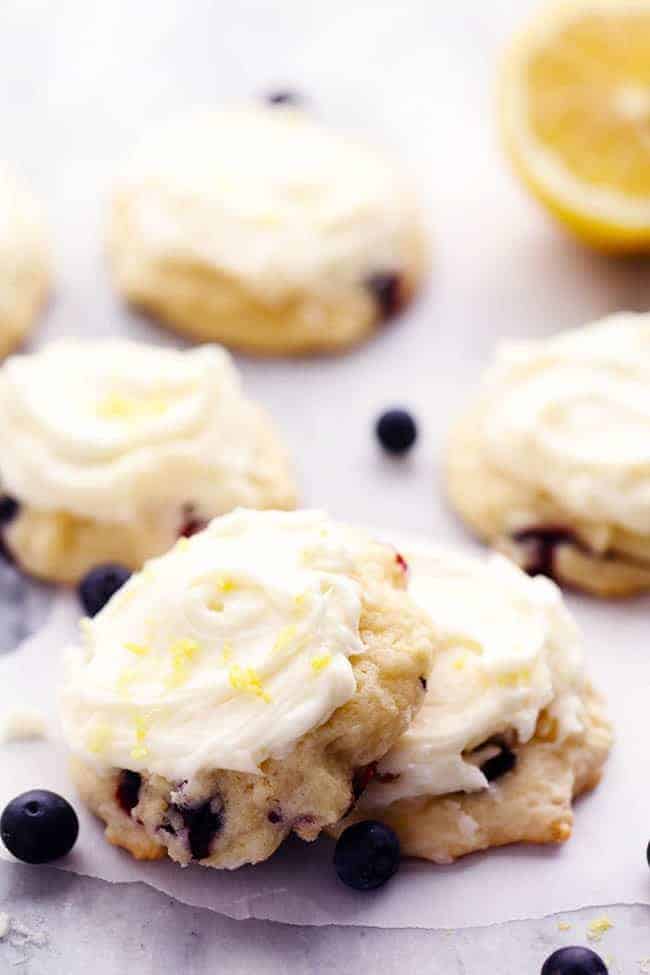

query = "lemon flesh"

[{"left": 502, "top": 1, "right": 650, "bottom": 252}]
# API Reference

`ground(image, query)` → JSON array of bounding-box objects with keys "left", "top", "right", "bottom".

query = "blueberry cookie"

[
  {"left": 447, "top": 314, "right": 650, "bottom": 597},
  {"left": 0, "top": 339, "right": 296, "bottom": 583},
  {"left": 0, "top": 165, "right": 49, "bottom": 359},
  {"left": 333, "top": 543, "right": 612, "bottom": 862},
  {"left": 107, "top": 105, "right": 427, "bottom": 356},
  {"left": 60, "top": 510, "right": 434, "bottom": 869}
]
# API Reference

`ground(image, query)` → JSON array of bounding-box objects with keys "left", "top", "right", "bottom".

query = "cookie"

[
  {"left": 60, "top": 510, "right": 434, "bottom": 869},
  {"left": 332, "top": 543, "right": 612, "bottom": 862},
  {"left": 0, "top": 339, "right": 296, "bottom": 583},
  {"left": 107, "top": 105, "right": 427, "bottom": 356},
  {"left": 0, "top": 165, "right": 49, "bottom": 359},
  {"left": 446, "top": 314, "right": 650, "bottom": 597}
]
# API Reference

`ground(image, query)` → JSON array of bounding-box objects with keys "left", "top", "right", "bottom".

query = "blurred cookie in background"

[
  {"left": 446, "top": 313, "right": 650, "bottom": 597},
  {"left": 0, "top": 339, "right": 297, "bottom": 584},
  {"left": 107, "top": 104, "right": 427, "bottom": 356},
  {"left": 0, "top": 164, "right": 49, "bottom": 359}
]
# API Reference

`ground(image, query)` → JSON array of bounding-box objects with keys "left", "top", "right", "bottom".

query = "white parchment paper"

[{"left": 1, "top": 564, "right": 648, "bottom": 930}]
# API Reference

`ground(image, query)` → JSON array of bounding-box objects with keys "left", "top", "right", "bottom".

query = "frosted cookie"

[
  {"left": 447, "top": 314, "right": 650, "bottom": 597},
  {"left": 107, "top": 105, "right": 427, "bottom": 356},
  {"left": 0, "top": 339, "right": 296, "bottom": 583},
  {"left": 333, "top": 544, "right": 612, "bottom": 862},
  {"left": 0, "top": 165, "right": 49, "bottom": 359},
  {"left": 60, "top": 509, "right": 434, "bottom": 869}
]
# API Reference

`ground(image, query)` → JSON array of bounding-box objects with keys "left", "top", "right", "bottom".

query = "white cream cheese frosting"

[
  {"left": 362, "top": 544, "right": 585, "bottom": 806},
  {"left": 0, "top": 338, "right": 295, "bottom": 523},
  {"left": 112, "top": 105, "right": 421, "bottom": 301},
  {"left": 477, "top": 313, "right": 650, "bottom": 535},
  {"left": 60, "top": 510, "right": 366, "bottom": 779}
]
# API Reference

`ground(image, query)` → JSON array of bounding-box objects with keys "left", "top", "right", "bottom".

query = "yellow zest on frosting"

[
  {"left": 86, "top": 723, "right": 113, "bottom": 755},
  {"left": 229, "top": 664, "right": 270, "bottom": 702},
  {"left": 216, "top": 574, "right": 235, "bottom": 592},
  {"left": 453, "top": 655, "right": 467, "bottom": 671},
  {"left": 311, "top": 654, "right": 332, "bottom": 673},
  {"left": 96, "top": 391, "right": 169, "bottom": 422},
  {"left": 116, "top": 666, "right": 138, "bottom": 698},
  {"left": 273, "top": 624, "right": 297, "bottom": 653},
  {"left": 167, "top": 638, "right": 201, "bottom": 688},
  {"left": 124, "top": 641, "right": 149, "bottom": 657},
  {"left": 497, "top": 668, "right": 532, "bottom": 688},
  {"left": 131, "top": 713, "right": 149, "bottom": 760},
  {"left": 221, "top": 641, "right": 233, "bottom": 663}
]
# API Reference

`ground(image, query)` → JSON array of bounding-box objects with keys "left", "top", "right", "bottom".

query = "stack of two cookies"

[{"left": 0, "top": 332, "right": 612, "bottom": 875}]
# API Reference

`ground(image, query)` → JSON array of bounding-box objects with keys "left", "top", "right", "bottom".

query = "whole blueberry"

[
  {"left": 1, "top": 790, "right": 79, "bottom": 864},
  {"left": 265, "top": 90, "right": 301, "bottom": 106},
  {"left": 541, "top": 946, "right": 608, "bottom": 975},
  {"left": 376, "top": 409, "right": 417, "bottom": 455},
  {"left": 334, "top": 820, "right": 400, "bottom": 891},
  {"left": 480, "top": 743, "right": 517, "bottom": 782},
  {"left": 78, "top": 563, "right": 131, "bottom": 616}
]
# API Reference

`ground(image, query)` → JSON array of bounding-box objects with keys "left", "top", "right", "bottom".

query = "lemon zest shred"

[
  {"left": 587, "top": 916, "right": 613, "bottom": 943},
  {"left": 124, "top": 641, "right": 150, "bottom": 657},
  {"left": 229, "top": 665, "right": 270, "bottom": 702},
  {"left": 311, "top": 654, "right": 332, "bottom": 673},
  {"left": 221, "top": 641, "right": 233, "bottom": 663},
  {"left": 86, "top": 723, "right": 112, "bottom": 755},
  {"left": 97, "top": 391, "right": 169, "bottom": 422},
  {"left": 166, "top": 638, "right": 201, "bottom": 688},
  {"left": 273, "top": 625, "right": 297, "bottom": 653}
]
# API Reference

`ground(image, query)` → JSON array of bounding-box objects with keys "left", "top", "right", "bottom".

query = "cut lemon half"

[{"left": 501, "top": 0, "right": 650, "bottom": 252}]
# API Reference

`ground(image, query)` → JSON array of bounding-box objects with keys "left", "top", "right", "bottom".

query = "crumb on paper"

[
  {"left": 0, "top": 913, "right": 9, "bottom": 939},
  {"left": 557, "top": 920, "right": 571, "bottom": 931},
  {"left": 1, "top": 709, "right": 46, "bottom": 743},
  {"left": 587, "top": 915, "right": 614, "bottom": 943},
  {"left": 7, "top": 919, "right": 47, "bottom": 949}
]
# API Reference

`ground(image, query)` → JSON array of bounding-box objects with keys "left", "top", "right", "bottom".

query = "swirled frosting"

[
  {"left": 362, "top": 545, "right": 585, "bottom": 806},
  {"left": 60, "top": 510, "right": 366, "bottom": 779},
  {"left": 112, "top": 106, "right": 421, "bottom": 300},
  {"left": 478, "top": 314, "right": 650, "bottom": 535},
  {"left": 0, "top": 339, "right": 295, "bottom": 522}
]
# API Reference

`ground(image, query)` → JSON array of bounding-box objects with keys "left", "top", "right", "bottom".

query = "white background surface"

[{"left": 1, "top": 0, "right": 650, "bottom": 970}]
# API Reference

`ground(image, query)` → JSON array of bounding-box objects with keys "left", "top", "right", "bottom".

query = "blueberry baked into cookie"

[
  {"left": 59, "top": 510, "right": 434, "bottom": 869},
  {"left": 333, "top": 543, "right": 612, "bottom": 862},
  {"left": 0, "top": 164, "right": 49, "bottom": 359},
  {"left": 107, "top": 104, "right": 427, "bottom": 356},
  {"left": 447, "top": 313, "right": 650, "bottom": 597},
  {"left": 0, "top": 339, "right": 296, "bottom": 583}
]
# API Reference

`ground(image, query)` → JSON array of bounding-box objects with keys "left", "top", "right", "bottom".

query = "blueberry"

[
  {"left": 265, "top": 90, "right": 301, "bottom": 106},
  {"left": 540, "top": 946, "right": 608, "bottom": 974},
  {"left": 480, "top": 743, "right": 517, "bottom": 782},
  {"left": 365, "top": 271, "right": 402, "bottom": 318},
  {"left": 78, "top": 563, "right": 131, "bottom": 616},
  {"left": 334, "top": 820, "right": 400, "bottom": 891},
  {"left": 1, "top": 790, "right": 79, "bottom": 864},
  {"left": 647, "top": 839, "right": 650, "bottom": 867},
  {"left": 116, "top": 770, "right": 142, "bottom": 814},
  {"left": 376, "top": 409, "right": 417, "bottom": 455},
  {"left": 0, "top": 496, "right": 19, "bottom": 524}
]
